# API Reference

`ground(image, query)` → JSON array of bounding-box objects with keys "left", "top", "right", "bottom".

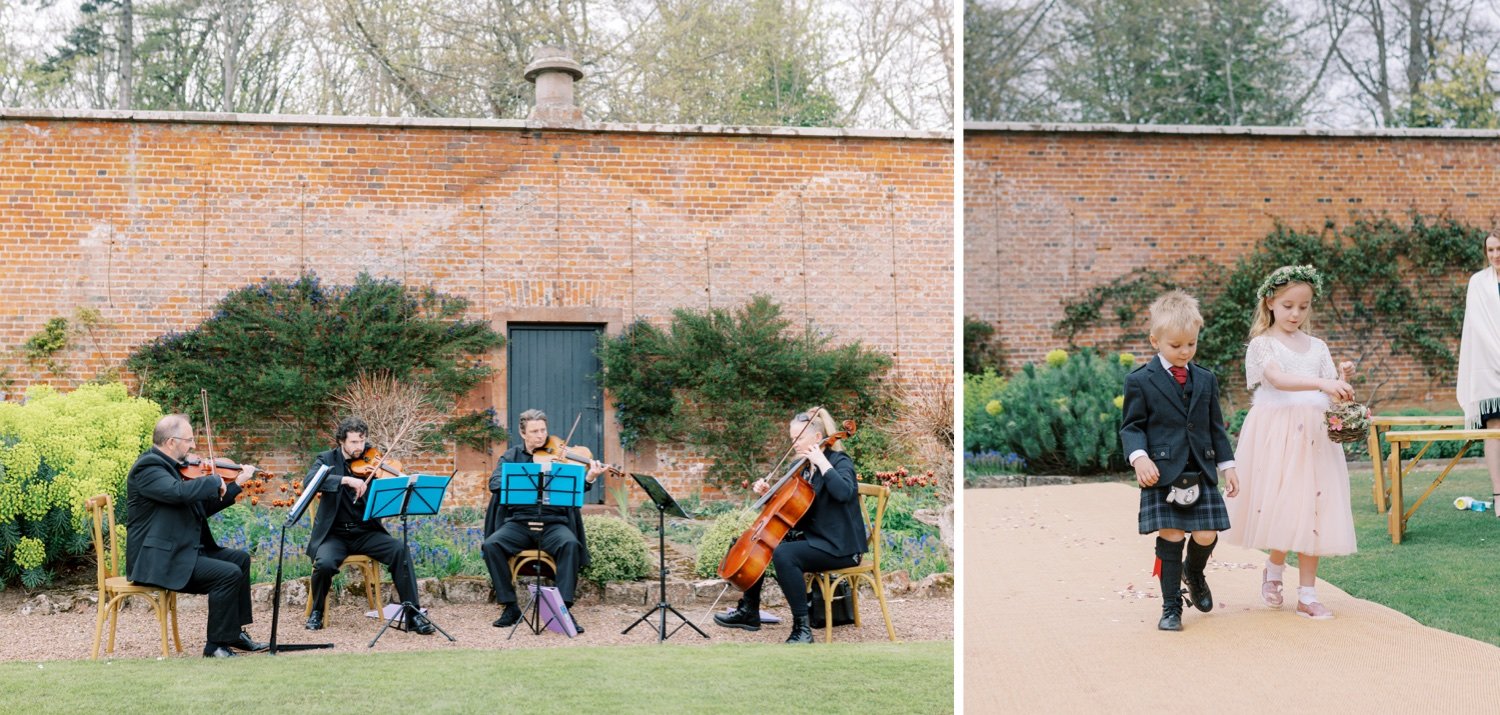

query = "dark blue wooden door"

[{"left": 507, "top": 324, "right": 606, "bottom": 503}]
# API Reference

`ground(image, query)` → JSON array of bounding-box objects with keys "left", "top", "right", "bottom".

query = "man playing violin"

[
  {"left": 302, "top": 417, "right": 435, "bottom": 634},
  {"left": 713, "top": 407, "right": 868, "bottom": 644},
  {"left": 125, "top": 414, "right": 268, "bottom": 658},
  {"left": 482, "top": 409, "right": 605, "bottom": 631}
]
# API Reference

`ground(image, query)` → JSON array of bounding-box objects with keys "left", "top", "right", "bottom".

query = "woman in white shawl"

[{"left": 1457, "top": 234, "right": 1500, "bottom": 509}]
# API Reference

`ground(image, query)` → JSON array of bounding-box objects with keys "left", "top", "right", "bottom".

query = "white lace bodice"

[{"left": 1245, "top": 334, "right": 1337, "bottom": 407}]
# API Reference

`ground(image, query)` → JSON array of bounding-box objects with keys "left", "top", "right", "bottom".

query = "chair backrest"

[
  {"left": 85, "top": 494, "right": 118, "bottom": 590},
  {"left": 858, "top": 483, "right": 889, "bottom": 566}
]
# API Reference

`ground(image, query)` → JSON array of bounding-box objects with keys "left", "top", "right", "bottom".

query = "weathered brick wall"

[
  {"left": 0, "top": 110, "right": 953, "bottom": 507},
  {"left": 965, "top": 123, "right": 1498, "bottom": 406}
]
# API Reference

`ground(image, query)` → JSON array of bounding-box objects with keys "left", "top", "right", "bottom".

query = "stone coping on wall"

[
  {"left": 0, "top": 106, "right": 952, "bottom": 142},
  {"left": 966, "top": 120, "right": 1500, "bottom": 140}
]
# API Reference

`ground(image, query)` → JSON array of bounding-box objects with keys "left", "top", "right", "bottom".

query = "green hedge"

[{"left": 579, "top": 515, "right": 651, "bottom": 585}]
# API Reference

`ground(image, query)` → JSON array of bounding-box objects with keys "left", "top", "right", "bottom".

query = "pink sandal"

[
  {"left": 1261, "top": 569, "right": 1283, "bottom": 609},
  {"left": 1296, "top": 600, "right": 1334, "bottom": 620}
]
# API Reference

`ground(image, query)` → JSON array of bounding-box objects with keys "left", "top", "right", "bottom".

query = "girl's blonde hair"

[
  {"left": 793, "top": 407, "right": 844, "bottom": 453},
  {"left": 1248, "top": 281, "right": 1317, "bottom": 339}
]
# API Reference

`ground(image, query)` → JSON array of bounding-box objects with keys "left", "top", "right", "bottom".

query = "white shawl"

[{"left": 1457, "top": 266, "right": 1500, "bottom": 429}]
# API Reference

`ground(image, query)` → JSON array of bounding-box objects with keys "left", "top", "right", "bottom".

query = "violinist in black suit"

[
  {"left": 302, "top": 417, "right": 434, "bottom": 634},
  {"left": 482, "top": 409, "right": 604, "bottom": 632},
  {"left": 713, "top": 408, "right": 867, "bottom": 644},
  {"left": 125, "top": 414, "right": 267, "bottom": 658}
]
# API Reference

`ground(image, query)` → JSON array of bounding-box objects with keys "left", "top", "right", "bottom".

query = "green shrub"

[
  {"left": 127, "top": 272, "right": 503, "bottom": 454},
  {"left": 970, "top": 349, "right": 1132, "bottom": 474},
  {"left": 963, "top": 315, "right": 1006, "bottom": 374},
  {"left": 962, "top": 369, "right": 1008, "bottom": 452},
  {"left": 597, "top": 295, "right": 891, "bottom": 490},
  {"left": 694, "top": 507, "right": 759, "bottom": 579},
  {"left": 0, "top": 383, "right": 160, "bottom": 589},
  {"left": 579, "top": 515, "right": 651, "bottom": 585}
]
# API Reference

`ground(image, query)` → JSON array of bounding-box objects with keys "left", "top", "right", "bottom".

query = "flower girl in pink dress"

[{"left": 1224, "top": 265, "right": 1358, "bottom": 619}]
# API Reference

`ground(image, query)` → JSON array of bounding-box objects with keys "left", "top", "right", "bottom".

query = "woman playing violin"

[
  {"left": 482, "top": 408, "right": 606, "bottom": 632},
  {"left": 714, "top": 407, "right": 868, "bottom": 644}
]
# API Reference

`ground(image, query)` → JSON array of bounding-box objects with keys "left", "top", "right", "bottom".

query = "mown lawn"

[{"left": 0, "top": 640, "right": 953, "bottom": 714}]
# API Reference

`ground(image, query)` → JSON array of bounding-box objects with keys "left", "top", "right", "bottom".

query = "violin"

[
  {"left": 533, "top": 435, "right": 622, "bottom": 477},
  {"left": 178, "top": 455, "right": 252, "bottom": 480},
  {"left": 348, "top": 446, "right": 406, "bottom": 482},
  {"left": 717, "top": 417, "right": 857, "bottom": 591}
]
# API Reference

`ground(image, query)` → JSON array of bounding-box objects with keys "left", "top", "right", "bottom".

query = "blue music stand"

[
  {"left": 497, "top": 462, "right": 585, "bottom": 637},
  {"left": 364, "top": 473, "right": 457, "bottom": 647}
]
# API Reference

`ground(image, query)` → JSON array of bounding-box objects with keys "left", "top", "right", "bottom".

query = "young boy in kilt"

[{"left": 1120, "top": 290, "right": 1240, "bottom": 631}]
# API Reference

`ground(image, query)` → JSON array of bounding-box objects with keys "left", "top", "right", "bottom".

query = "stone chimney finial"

[{"left": 525, "top": 46, "right": 584, "bottom": 125}]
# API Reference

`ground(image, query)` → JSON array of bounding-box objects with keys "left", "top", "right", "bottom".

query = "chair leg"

[
  {"left": 848, "top": 577, "right": 864, "bottom": 628},
  {"left": 91, "top": 598, "right": 108, "bottom": 659},
  {"left": 106, "top": 596, "right": 123, "bottom": 655},
  {"left": 169, "top": 592, "right": 182, "bottom": 654},
  {"left": 148, "top": 594, "right": 169, "bottom": 658},
  {"left": 870, "top": 571, "right": 896, "bottom": 642},
  {"left": 822, "top": 576, "right": 834, "bottom": 644}
]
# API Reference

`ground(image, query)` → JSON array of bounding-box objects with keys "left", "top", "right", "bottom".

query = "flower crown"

[{"left": 1256, "top": 264, "right": 1325, "bottom": 301}]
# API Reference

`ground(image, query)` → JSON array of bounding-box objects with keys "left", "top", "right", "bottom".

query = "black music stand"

[
  {"left": 622, "top": 473, "right": 709, "bottom": 642},
  {"left": 267, "top": 464, "right": 335, "bottom": 654},
  {"left": 497, "top": 462, "right": 585, "bottom": 638},
  {"left": 365, "top": 473, "right": 458, "bottom": 647}
]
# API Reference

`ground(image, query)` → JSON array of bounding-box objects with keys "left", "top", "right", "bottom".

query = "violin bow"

[{"left": 560, "top": 412, "right": 583, "bottom": 449}]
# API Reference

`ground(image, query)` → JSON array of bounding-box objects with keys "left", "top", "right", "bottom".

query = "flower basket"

[{"left": 1325, "top": 401, "right": 1370, "bottom": 444}]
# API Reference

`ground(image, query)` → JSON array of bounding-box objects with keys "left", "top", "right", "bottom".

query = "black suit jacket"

[
  {"left": 794, "top": 450, "right": 869, "bottom": 558},
  {"left": 125, "top": 447, "right": 242, "bottom": 590},
  {"left": 484, "top": 446, "right": 590, "bottom": 569},
  {"left": 1119, "top": 359, "right": 1235, "bottom": 486},
  {"left": 304, "top": 447, "right": 392, "bottom": 557}
]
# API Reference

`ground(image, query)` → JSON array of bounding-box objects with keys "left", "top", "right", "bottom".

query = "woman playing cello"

[{"left": 714, "top": 407, "right": 868, "bottom": 643}]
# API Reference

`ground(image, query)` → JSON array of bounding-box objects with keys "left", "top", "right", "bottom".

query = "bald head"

[{"left": 153, "top": 414, "right": 191, "bottom": 447}]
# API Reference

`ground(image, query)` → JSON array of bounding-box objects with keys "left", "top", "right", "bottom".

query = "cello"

[{"left": 716, "top": 417, "right": 857, "bottom": 592}]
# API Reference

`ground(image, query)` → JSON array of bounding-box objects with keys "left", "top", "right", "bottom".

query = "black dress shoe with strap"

[
  {"left": 712, "top": 600, "right": 761, "bottom": 631},
  {"left": 231, "top": 630, "right": 269, "bottom": 652},
  {"left": 408, "top": 611, "right": 437, "bottom": 636},
  {"left": 1182, "top": 564, "right": 1214, "bottom": 613},
  {"left": 784, "top": 614, "right": 813, "bottom": 644},
  {"left": 493, "top": 603, "right": 522, "bottom": 628},
  {"left": 203, "top": 644, "right": 237, "bottom": 658}
]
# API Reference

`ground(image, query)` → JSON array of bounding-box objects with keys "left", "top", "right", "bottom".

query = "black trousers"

[
  {"left": 481, "top": 521, "right": 582, "bottom": 605},
  {"left": 177, "top": 546, "right": 253, "bottom": 645},
  {"left": 309, "top": 527, "right": 421, "bottom": 612},
  {"left": 743, "top": 541, "right": 859, "bottom": 618}
]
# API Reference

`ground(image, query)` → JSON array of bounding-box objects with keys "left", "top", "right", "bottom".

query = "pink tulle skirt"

[{"left": 1223, "top": 393, "right": 1357, "bottom": 556}]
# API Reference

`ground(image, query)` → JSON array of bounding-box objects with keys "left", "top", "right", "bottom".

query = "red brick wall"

[
  {"left": 0, "top": 111, "right": 953, "bottom": 507},
  {"left": 965, "top": 124, "right": 1496, "bottom": 406}
]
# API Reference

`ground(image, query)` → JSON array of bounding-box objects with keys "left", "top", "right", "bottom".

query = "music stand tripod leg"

[
  {"left": 371, "top": 499, "right": 456, "bottom": 647},
  {"left": 622, "top": 500, "right": 708, "bottom": 641}
]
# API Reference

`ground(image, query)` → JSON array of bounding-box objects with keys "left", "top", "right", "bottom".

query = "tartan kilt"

[{"left": 1138, "top": 482, "right": 1230, "bottom": 534}]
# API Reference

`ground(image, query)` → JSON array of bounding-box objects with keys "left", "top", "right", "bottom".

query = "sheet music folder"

[{"left": 364, "top": 474, "right": 452, "bottom": 520}]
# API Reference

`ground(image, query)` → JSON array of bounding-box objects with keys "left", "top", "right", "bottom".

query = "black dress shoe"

[
  {"left": 712, "top": 601, "right": 761, "bottom": 631},
  {"left": 1158, "top": 604, "right": 1183, "bottom": 631},
  {"left": 231, "top": 630, "right": 269, "bottom": 652},
  {"left": 493, "top": 603, "right": 522, "bottom": 628},
  {"left": 408, "top": 611, "right": 436, "bottom": 636},
  {"left": 1182, "top": 564, "right": 1214, "bottom": 613},
  {"left": 203, "top": 645, "right": 237, "bottom": 658},
  {"left": 304, "top": 610, "right": 324, "bottom": 631},
  {"left": 785, "top": 614, "right": 813, "bottom": 644},
  {"left": 569, "top": 615, "right": 584, "bottom": 634}
]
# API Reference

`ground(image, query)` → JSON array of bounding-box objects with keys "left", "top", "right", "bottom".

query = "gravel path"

[{"left": 0, "top": 585, "right": 951, "bottom": 661}]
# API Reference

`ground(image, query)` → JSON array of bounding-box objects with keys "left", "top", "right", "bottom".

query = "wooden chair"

[
  {"left": 805, "top": 483, "right": 897, "bottom": 643},
  {"left": 303, "top": 495, "right": 383, "bottom": 623},
  {"left": 508, "top": 549, "right": 557, "bottom": 585},
  {"left": 86, "top": 493, "right": 182, "bottom": 659}
]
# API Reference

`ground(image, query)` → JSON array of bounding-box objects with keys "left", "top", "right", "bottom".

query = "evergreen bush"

[
  {"left": 127, "top": 272, "right": 503, "bottom": 454},
  {"left": 0, "top": 383, "right": 160, "bottom": 589},
  {"left": 579, "top": 515, "right": 651, "bottom": 585},
  {"left": 598, "top": 295, "right": 890, "bottom": 490},
  {"left": 693, "top": 507, "right": 759, "bottom": 579},
  {"left": 967, "top": 349, "right": 1132, "bottom": 474}
]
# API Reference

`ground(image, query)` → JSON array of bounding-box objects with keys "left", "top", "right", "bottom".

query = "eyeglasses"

[
  {"left": 168, "top": 435, "right": 194, "bottom": 444},
  {"left": 793, "top": 412, "right": 814, "bottom": 423}
]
